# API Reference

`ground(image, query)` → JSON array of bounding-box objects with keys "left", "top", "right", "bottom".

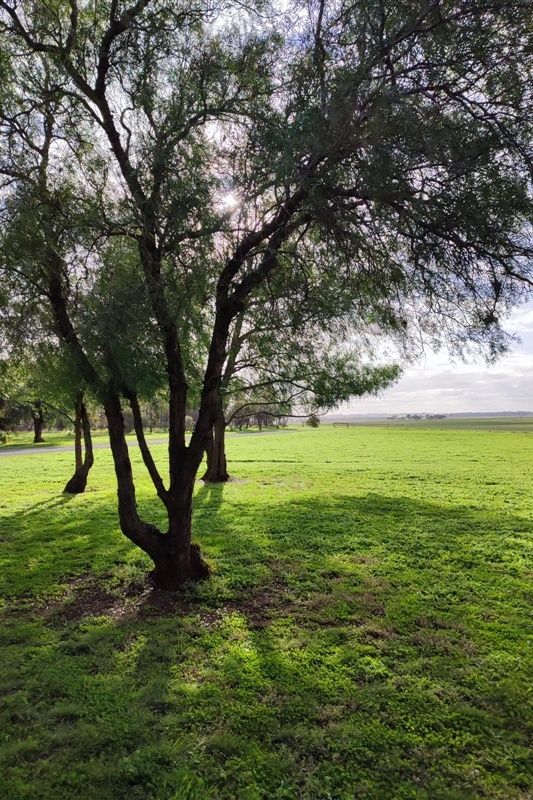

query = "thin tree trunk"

[
  {"left": 64, "top": 396, "right": 94, "bottom": 494},
  {"left": 32, "top": 401, "right": 45, "bottom": 443},
  {"left": 74, "top": 401, "right": 82, "bottom": 471},
  {"left": 202, "top": 396, "right": 229, "bottom": 483},
  {"left": 202, "top": 309, "right": 243, "bottom": 483}
]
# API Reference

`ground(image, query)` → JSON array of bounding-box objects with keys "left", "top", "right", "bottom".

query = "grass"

[
  {"left": 1, "top": 426, "right": 532, "bottom": 799},
  {"left": 0, "top": 427, "right": 296, "bottom": 451},
  {"left": 0, "top": 430, "right": 83, "bottom": 449},
  {"left": 5, "top": 416, "right": 530, "bottom": 453},
  {"left": 324, "top": 416, "right": 533, "bottom": 433},
  {"left": 0, "top": 429, "right": 170, "bottom": 450}
]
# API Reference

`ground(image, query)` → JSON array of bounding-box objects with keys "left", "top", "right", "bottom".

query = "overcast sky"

[{"left": 341, "top": 301, "right": 533, "bottom": 415}]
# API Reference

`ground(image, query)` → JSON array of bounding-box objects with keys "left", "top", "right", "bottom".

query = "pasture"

[
  {"left": 1, "top": 427, "right": 532, "bottom": 799},
  {"left": 324, "top": 416, "right": 533, "bottom": 433}
]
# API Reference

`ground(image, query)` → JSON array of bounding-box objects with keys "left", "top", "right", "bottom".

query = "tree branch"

[{"left": 127, "top": 392, "right": 169, "bottom": 504}]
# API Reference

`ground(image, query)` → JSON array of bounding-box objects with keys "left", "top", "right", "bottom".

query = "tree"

[
  {"left": 0, "top": 347, "right": 95, "bottom": 492},
  {"left": 62, "top": 392, "right": 94, "bottom": 494},
  {"left": 0, "top": 1, "right": 532, "bottom": 590},
  {"left": 203, "top": 325, "right": 401, "bottom": 482},
  {"left": 200, "top": 268, "right": 403, "bottom": 481},
  {"left": 306, "top": 413, "right": 320, "bottom": 428},
  {"left": 0, "top": 394, "right": 27, "bottom": 441}
]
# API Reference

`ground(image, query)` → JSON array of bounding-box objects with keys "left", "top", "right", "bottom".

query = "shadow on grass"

[
  {"left": 1, "top": 489, "right": 532, "bottom": 799},
  {"left": 17, "top": 494, "right": 76, "bottom": 515},
  {"left": 230, "top": 459, "right": 303, "bottom": 463},
  {"left": 2, "top": 485, "right": 532, "bottom": 626},
  {"left": 193, "top": 481, "right": 225, "bottom": 518}
]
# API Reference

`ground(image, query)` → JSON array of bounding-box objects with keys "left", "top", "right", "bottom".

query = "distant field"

[
  {"left": 325, "top": 415, "right": 533, "bottom": 432},
  {"left": 1, "top": 427, "right": 532, "bottom": 799}
]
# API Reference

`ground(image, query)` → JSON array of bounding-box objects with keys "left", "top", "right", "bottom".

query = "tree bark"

[
  {"left": 74, "top": 401, "right": 82, "bottom": 471},
  {"left": 64, "top": 396, "right": 94, "bottom": 494},
  {"left": 105, "top": 386, "right": 209, "bottom": 589},
  {"left": 151, "top": 480, "right": 210, "bottom": 589},
  {"left": 32, "top": 401, "right": 45, "bottom": 443},
  {"left": 201, "top": 396, "right": 229, "bottom": 483}
]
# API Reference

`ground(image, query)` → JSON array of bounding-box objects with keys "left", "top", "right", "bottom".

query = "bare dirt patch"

[{"left": 37, "top": 574, "right": 150, "bottom": 623}]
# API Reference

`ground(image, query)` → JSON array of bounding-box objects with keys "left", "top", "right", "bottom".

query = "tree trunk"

[
  {"left": 104, "top": 387, "right": 209, "bottom": 589},
  {"left": 201, "top": 397, "right": 229, "bottom": 483},
  {"left": 151, "top": 482, "right": 210, "bottom": 589},
  {"left": 64, "top": 397, "right": 94, "bottom": 494},
  {"left": 74, "top": 402, "right": 83, "bottom": 471},
  {"left": 32, "top": 402, "right": 45, "bottom": 443}
]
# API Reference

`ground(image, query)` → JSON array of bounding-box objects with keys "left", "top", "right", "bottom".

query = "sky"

[{"left": 340, "top": 301, "right": 533, "bottom": 415}]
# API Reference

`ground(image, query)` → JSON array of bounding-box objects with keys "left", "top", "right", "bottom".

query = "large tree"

[
  {"left": 0, "top": 0, "right": 532, "bottom": 589},
  {"left": 203, "top": 299, "right": 402, "bottom": 482}
]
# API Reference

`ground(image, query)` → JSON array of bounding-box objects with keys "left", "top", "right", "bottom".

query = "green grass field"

[
  {"left": 1, "top": 427, "right": 532, "bottom": 799},
  {"left": 3, "top": 416, "right": 532, "bottom": 453},
  {"left": 0, "top": 429, "right": 171, "bottom": 450},
  {"left": 325, "top": 416, "right": 533, "bottom": 433}
]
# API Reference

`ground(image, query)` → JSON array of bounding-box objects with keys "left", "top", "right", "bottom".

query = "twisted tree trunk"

[
  {"left": 63, "top": 395, "right": 94, "bottom": 494},
  {"left": 151, "top": 484, "right": 210, "bottom": 589},
  {"left": 106, "top": 387, "right": 210, "bottom": 589}
]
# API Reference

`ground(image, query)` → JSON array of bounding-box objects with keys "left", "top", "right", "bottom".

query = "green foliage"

[
  {"left": 2, "top": 0, "right": 532, "bottom": 407},
  {"left": 1, "top": 426, "right": 532, "bottom": 798},
  {"left": 0, "top": 395, "right": 28, "bottom": 436},
  {"left": 0, "top": 344, "right": 91, "bottom": 438}
]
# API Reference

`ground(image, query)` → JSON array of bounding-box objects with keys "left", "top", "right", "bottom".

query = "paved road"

[{"left": 0, "top": 429, "right": 297, "bottom": 457}]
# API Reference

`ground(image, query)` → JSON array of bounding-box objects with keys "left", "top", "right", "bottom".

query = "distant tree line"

[{"left": 388, "top": 414, "right": 447, "bottom": 421}]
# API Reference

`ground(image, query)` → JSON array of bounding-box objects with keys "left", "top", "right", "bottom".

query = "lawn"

[
  {"left": 0, "top": 427, "right": 296, "bottom": 451},
  {"left": 0, "top": 429, "right": 170, "bottom": 451},
  {"left": 1, "top": 427, "right": 532, "bottom": 799}
]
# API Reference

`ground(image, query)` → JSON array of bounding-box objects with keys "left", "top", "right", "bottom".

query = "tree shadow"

[
  {"left": 17, "top": 494, "right": 76, "bottom": 515},
  {"left": 1, "top": 492, "right": 134, "bottom": 598},
  {"left": 1, "top": 489, "right": 532, "bottom": 798},
  {"left": 3, "top": 484, "right": 531, "bottom": 617},
  {"left": 193, "top": 481, "right": 225, "bottom": 519}
]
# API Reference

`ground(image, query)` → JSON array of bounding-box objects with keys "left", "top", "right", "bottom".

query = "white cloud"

[
  {"left": 506, "top": 301, "right": 533, "bottom": 334},
  {"left": 342, "top": 322, "right": 533, "bottom": 414}
]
